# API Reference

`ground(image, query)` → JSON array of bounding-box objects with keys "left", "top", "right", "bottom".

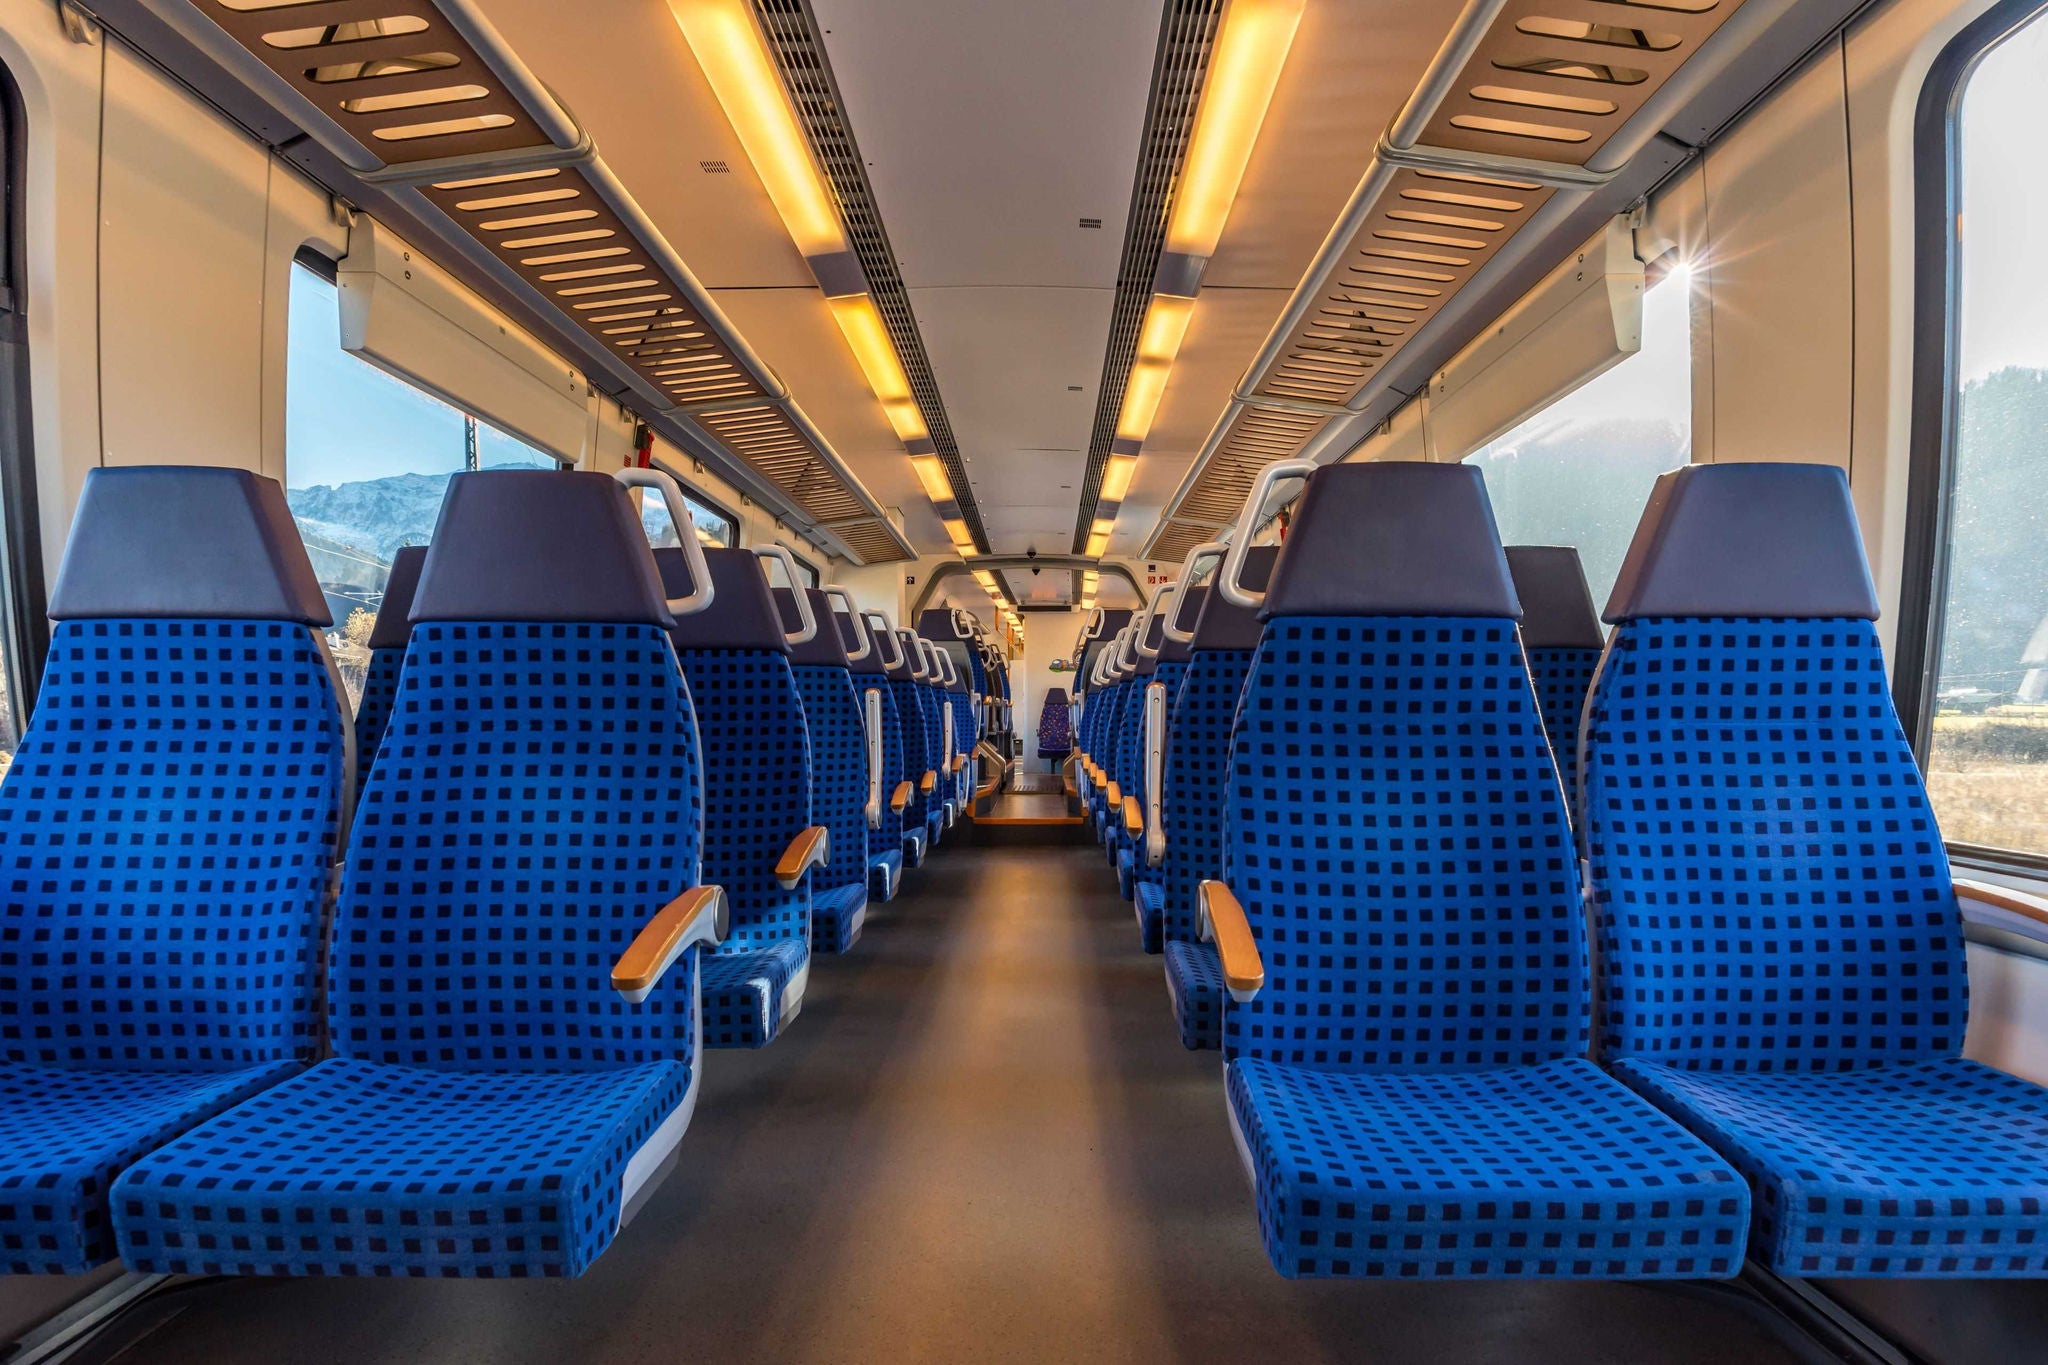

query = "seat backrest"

[
  {"left": 1038, "top": 686, "right": 1072, "bottom": 755},
  {"left": 1585, "top": 462, "right": 1964, "bottom": 1072},
  {"left": 779, "top": 587, "right": 866, "bottom": 899},
  {"left": 1222, "top": 463, "right": 1586, "bottom": 1071},
  {"left": 661, "top": 548, "right": 813, "bottom": 955},
  {"left": 330, "top": 469, "right": 708, "bottom": 1067},
  {"left": 355, "top": 543, "right": 426, "bottom": 781},
  {"left": 1504, "top": 545, "right": 1603, "bottom": 817},
  {"left": 1116, "top": 609, "right": 1169, "bottom": 811},
  {"left": 885, "top": 628, "right": 935, "bottom": 826},
  {"left": 847, "top": 608, "right": 906, "bottom": 853},
  {"left": 1, "top": 466, "right": 346, "bottom": 1070},
  {"left": 1160, "top": 554, "right": 1275, "bottom": 945}
]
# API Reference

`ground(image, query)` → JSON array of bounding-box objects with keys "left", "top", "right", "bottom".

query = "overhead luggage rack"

[{"left": 127, "top": 0, "right": 915, "bottom": 565}]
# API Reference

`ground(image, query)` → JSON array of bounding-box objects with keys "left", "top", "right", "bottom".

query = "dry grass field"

[{"left": 1926, "top": 713, "right": 2048, "bottom": 852}]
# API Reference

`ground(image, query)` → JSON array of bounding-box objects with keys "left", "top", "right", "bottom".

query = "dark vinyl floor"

[{"left": 101, "top": 839, "right": 1803, "bottom": 1365}]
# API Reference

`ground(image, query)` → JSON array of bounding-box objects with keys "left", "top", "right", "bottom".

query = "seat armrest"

[
  {"left": 776, "top": 825, "right": 831, "bottom": 889},
  {"left": 613, "top": 886, "right": 728, "bottom": 1003},
  {"left": 1198, "top": 880, "right": 1264, "bottom": 1003},
  {"left": 891, "top": 780, "right": 914, "bottom": 812},
  {"left": 1122, "top": 796, "right": 1143, "bottom": 837},
  {"left": 950, "top": 754, "right": 967, "bottom": 773},
  {"left": 919, "top": 770, "right": 937, "bottom": 793}
]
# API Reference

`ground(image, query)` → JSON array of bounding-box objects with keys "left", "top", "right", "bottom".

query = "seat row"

[
  {"left": 0, "top": 463, "right": 970, "bottom": 1279},
  {"left": 1081, "top": 458, "right": 2048, "bottom": 1283}
]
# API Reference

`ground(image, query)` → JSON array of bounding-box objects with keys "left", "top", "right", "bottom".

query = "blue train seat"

[
  {"left": 919, "top": 609, "right": 982, "bottom": 808},
  {"left": 0, "top": 467, "right": 346, "bottom": 1275},
  {"left": 1207, "top": 461, "right": 1750, "bottom": 1280},
  {"left": 780, "top": 587, "right": 869, "bottom": 953},
  {"left": 910, "top": 636, "right": 954, "bottom": 845},
  {"left": 353, "top": 544, "right": 426, "bottom": 783},
  {"left": 1132, "top": 584, "right": 1197, "bottom": 954},
  {"left": 1504, "top": 546, "right": 1603, "bottom": 819},
  {"left": 1160, "top": 549, "right": 1275, "bottom": 1051},
  {"left": 1584, "top": 462, "right": 2048, "bottom": 1278},
  {"left": 113, "top": 469, "right": 724, "bottom": 1279},
  {"left": 660, "top": 547, "right": 823, "bottom": 1049},
  {"left": 851, "top": 610, "right": 909, "bottom": 900},
  {"left": 1113, "top": 605, "right": 1169, "bottom": 903},
  {"left": 887, "top": 628, "right": 939, "bottom": 867}
]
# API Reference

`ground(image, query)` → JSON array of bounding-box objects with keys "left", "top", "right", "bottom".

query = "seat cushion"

[
  {"left": 1227, "top": 1056, "right": 1750, "bottom": 1280},
  {"left": 1135, "top": 880, "right": 1164, "bottom": 955},
  {"left": 702, "top": 941, "right": 810, "bottom": 1049},
  {"left": 868, "top": 849, "right": 903, "bottom": 902},
  {"left": 113, "top": 1057, "right": 691, "bottom": 1278},
  {"left": 0, "top": 1060, "right": 299, "bottom": 1274},
  {"left": 1165, "top": 941, "right": 1224, "bottom": 1052},
  {"left": 811, "top": 884, "right": 868, "bottom": 955},
  {"left": 1614, "top": 1057, "right": 2048, "bottom": 1277},
  {"left": 1116, "top": 847, "right": 1135, "bottom": 903}
]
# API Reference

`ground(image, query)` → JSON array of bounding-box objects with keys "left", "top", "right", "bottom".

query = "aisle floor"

[{"left": 102, "top": 841, "right": 1801, "bottom": 1365}]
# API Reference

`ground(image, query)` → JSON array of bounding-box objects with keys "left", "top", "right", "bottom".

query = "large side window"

[
  {"left": 0, "top": 63, "right": 44, "bottom": 776},
  {"left": 1913, "top": 5, "right": 2048, "bottom": 860},
  {"left": 638, "top": 459, "right": 740, "bottom": 550},
  {"left": 1461, "top": 271, "right": 1693, "bottom": 607},
  {"left": 286, "top": 258, "right": 560, "bottom": 702}
]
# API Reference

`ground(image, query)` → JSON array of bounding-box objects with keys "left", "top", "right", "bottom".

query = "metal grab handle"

[
  {"left": 1162, "top": 542, "right": 1226, "bottom": 644},
  {"left": 904, "top": 632, "right": 932, "bottom": 680},
  {"left": 752, "top": 545, "right": 816, "bottom": 645},
  {"left": 1218, "top": 458, "right": 1318, "bottom": 610},
  {"left": 1117, "top": 620, "right": 1143, "bottom": 671},
  {"left": 940, "top": 699, "right": 955, "bottom": 776},
  {"left": 1082, "top": 606, "right": 1106, "bottom": 640},
  {"left": 862, "top": 685, "right": 884, "bottom": 829},
  {"left": 1135, "top": 583, "right": 1176, "bottom": 659},
  {"left": 828, "top": 588, "right": 871, "bottom": 661},
  {"left": 937, "top": 649, "right": 959, "bottom": 688},
  {"left": 865, "top": 612, "right": 904, "bottom": 670},
  {"left": 612, "top": 467, "right": 716, "bottom": 617},
  {"left": 1144, "top": 680, "right": 1168, "bottom": 867}
]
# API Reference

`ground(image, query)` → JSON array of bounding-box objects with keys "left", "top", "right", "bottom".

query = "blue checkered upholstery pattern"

[
  {"left": 917, "top": 682, "right": 949, "bottom": 843},
  {"left": 791, "top": 664, "right": 869, "bottom": 953},
  {"left": 1037, "top": 692, "right": 1071, "bottom": 759},
  {"left": 889, "top": 680, "right": 933, "bottom": 864},
  {"left": 0, "top": 618, "right": 345, "bottom": 1272},
  {"left": 114, "top": 618, "right": 710, "bottom": 1278},
  {"left": 1161, "top": 650, "right": 1253, "bottom": 954},
  {"left": 1229, "top": 1057, "right": 1749, "bottom": 1279},
  {"left": 355, "top": 645, "right": 403, "bottom": 780},
  {"left": 676, "top": 647, "right": 813, "bottom": 1048},
  {"left": 1131, "top": 660, "right": 1189, "bottom": 951},
  {"left": 858, "top": 678, "right": 906, "bottom": 898},
  {"left": 1164, "top": 941, "right": 1224, "bottom": 1052},
  {"left": 1524, "top": 644, "right": 1600, "bottom": 817},
  {"left": 950, "top": 686, "right": 975, "bottom": 808},
  {"left": 1583, "top": 614, "right": 2048, "bottom": 1276},
  {"left": 1220, "top": 614, "right": 1749, "bottom": 1279}
]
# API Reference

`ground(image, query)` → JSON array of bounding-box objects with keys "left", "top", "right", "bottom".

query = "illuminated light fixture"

[
  {"left": 1164, "top": 0, "right": 1305, "bottom": 259},
  {"left": 1098, "top": 455, "right": 1138, "bottom": 505},
  {"left": 910, "top": 453, "right": 955, "bottom": 505},
  {"left": 826, "top": 294, "right": 929, "bottom": 443},
  {"left": 668, "top": 0, "right": 848, "bottom": 258},
  {"left": 1085, "top": 526, "right": 1112, "bottom": 559}
]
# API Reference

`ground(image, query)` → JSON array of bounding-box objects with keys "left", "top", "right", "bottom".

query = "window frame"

[
  {"left": 0, "top": 60, "right": 47, "bottom": 727},
  {"left": 650, "top": 458, "right": 740, "bottom": 549},
  {"left": 784, "top": 545, "right": 821, "bottom": 588},
  {"left": 1896, "top": 0, "right": 2048, "bottom": 873}
]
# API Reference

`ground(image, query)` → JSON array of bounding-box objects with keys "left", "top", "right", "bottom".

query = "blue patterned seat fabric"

[
  {"left": 0, "top": 467, "right": 346, "bottom": 1275},
  {"left": 913, "top": 658, "right": 951, "bottom": 845},
  {"left": 1159, "top": 560, "right": 1274, "bottom": 1050},
  {"left": 1037, "top": 686, "right": 1072, "bottom": 760},
  {"left": 1132, "top": 654, "right": 1190, "bottom": 954},
  {"left": 887, "top": 648, "right": 934, "bottom": 869},
  {"left": 665, "top": 549, "right": 814, "bottom": 1049},
  {"left": 1220, "top": 463, "right": 1749, "bottom": 1281},
  {"left": 352, "top": 544, "right": 426, "bottom": 783},
  {"left": 1584, "top": 462, "right": 2048, "bottom": 1278},
  {"left": 1503, "top": 546, "right": 1604, "bottom": 820},
  {"left": 782, "top": 589, "right": 867, "bottom": 954},
  {"left": 848, "top": 613, "right": 906, "bottom": 901},
  {"left": 112, "top": 469, "right": 709, "bottom": 1279}
]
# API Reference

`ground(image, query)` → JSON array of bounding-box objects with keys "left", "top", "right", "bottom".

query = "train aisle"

[{"left": 101, "top": 844, "right": 1799, "bottom": 1365}]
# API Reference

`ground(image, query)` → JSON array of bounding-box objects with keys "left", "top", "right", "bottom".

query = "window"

[
  {"left": 785, "top": 546, "right": 821, "bottom": 588},
  {"left": 0, "top": 63, "right": 44, "bottom": 778},
  {"left": 1461, "top": 270, "right": 1692, "bottom": 608},
  {"left": 1911, "top": 4, "right": 2048, "bottom": 860},
  {"left": 285, "top": 259, "right": 560, "bottom": 702},
  {"left": 637, "top": 460, "right": 739, "bottom": 550}
]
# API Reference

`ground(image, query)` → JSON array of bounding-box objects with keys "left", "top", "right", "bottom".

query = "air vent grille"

[
  {"left": 754, "top": 0, "right": 989, "bottom": 551},
  {"left": 1071, "top": 0, "right": 1225, "bottom": 552}
]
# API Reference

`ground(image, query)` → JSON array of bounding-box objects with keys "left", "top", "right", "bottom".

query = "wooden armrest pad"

[
  {"left": 1105, "top": 781, "right": 1122, "bottom": 807},
  {"left": 613, "top": 886, "right": 727, "bottom": 1002},
  {"left": 1200, "top": 880, "right": 1265, "bottom": 1002},
  {"left": 920, "top": 770, "right": 937, "bottom": 792},
  {"left": 1954, "top": 877, "right": 2048, "bottom": 928},
  {"left": 951, "top": 754, "right": 967, "bottom": 773},
  {"left": 891, "top": 780, "right": 913, "bottom": 812},
  {"left": 1122, "top": 796, "right": 1143, "bottom": 837},
  {"left": 776, "top": 825, "right": 830, "bottom": 889}
]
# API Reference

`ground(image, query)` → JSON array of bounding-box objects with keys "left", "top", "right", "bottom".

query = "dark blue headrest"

[
  {"left": 1604, "top": 463, "right": 1878, "bottom": 623},
  {"left": 1190, "top": 547, "right": 1279, "bottom": 651},
  {"left": 917, "top": 608, "right": 973, "bottom": 641},
  {"left": 838, "top": 605, "right": 884, "bottom": 676},
  {"left": 50, "top": 466, "right": 330, "bottom": 624},
  {"left": 1045, "top": 686, "right": 1069, "bottom": 707},
  {"left": 1087, "top": 609, "right": 1132, "bottom": 643},
  {"left": 1261, "top": 463, "right": 1518, "bottom": 620},
  {"left": 1160, "top": 585, "right": 1209, "bottom": 663},
  {"left": 1505, "top": 546, "right": 1603, "bottom": 649},
  {"left": 882, "top": 626, "right": 916, "bottom": 681},
  {"left": 411, "top": 470, "right": 672, "bottom": 626},
  {"left": 367, "top": 545, "right": 428, "bottom": 650},
  {"left": 657, "top": 548, "right": 788, "bottom": 653},
  {"left": 778, "top": 588, "right": 848, "bottom": 667},
  {"left": 1134, "top": 606, "right": 1169, "bottom": 675}
]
